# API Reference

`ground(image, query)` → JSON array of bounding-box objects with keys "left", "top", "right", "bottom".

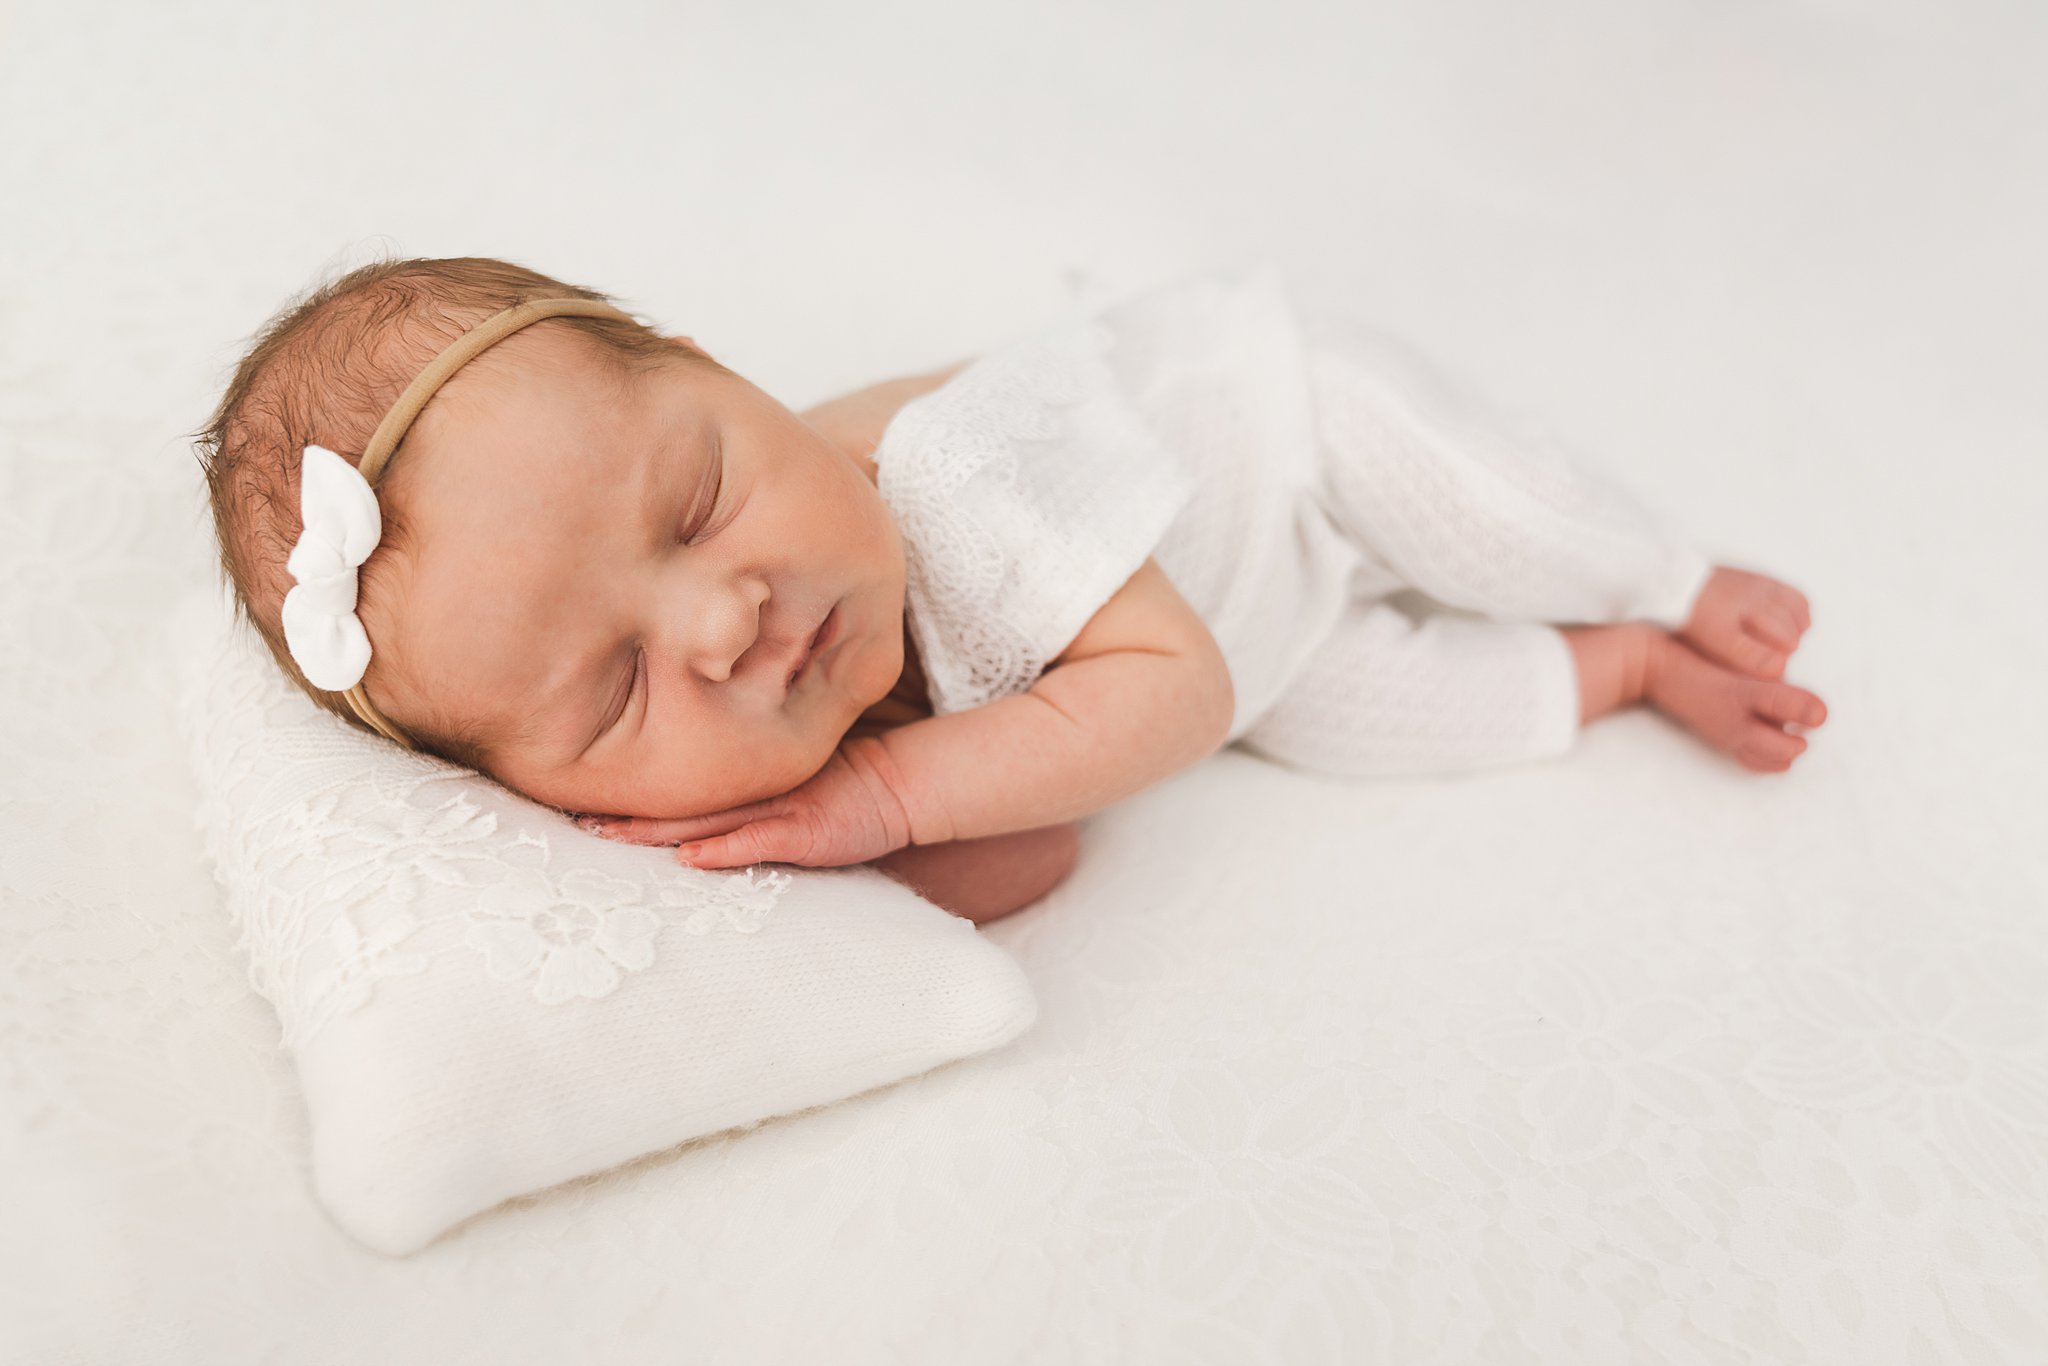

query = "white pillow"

[{"left": 169, "top": 586, "right": 1037, "bottom": 1257}]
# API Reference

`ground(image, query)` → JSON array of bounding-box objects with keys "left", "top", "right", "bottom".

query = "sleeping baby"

[{"left": 196, "top": 256, "right": 1826, "bottom": 923}]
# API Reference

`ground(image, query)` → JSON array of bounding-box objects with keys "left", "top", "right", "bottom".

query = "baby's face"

[{"left": 370, "top": 326, "right": 907, "bottom": 820}]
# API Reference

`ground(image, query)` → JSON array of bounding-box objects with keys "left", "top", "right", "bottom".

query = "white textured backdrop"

[{"left": 4, "top": 1, "right": 2045, "bottom": 1362}]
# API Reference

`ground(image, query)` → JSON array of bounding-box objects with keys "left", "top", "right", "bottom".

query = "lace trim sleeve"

[{"left": 876, "top": 315, "right": 1196, "bottom": 717}]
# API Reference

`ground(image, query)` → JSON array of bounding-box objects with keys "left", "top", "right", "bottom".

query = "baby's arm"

[
  {"left": 870, "top": 822, "right": 1082, "bottom": 924},
  {"left": 873, "top": 558, "right": 1236, "bottom": 845}
]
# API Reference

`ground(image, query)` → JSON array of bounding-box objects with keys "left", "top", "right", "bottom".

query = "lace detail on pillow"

[
  {"left": 178, "top": 597, "right": 793, "bottom": 1046},
  {"left": 876, "top": 314, "right": 1196, "bottom": 717},
  {"left": 468, "top": 863, "right": 792, "bottom": 1006}
]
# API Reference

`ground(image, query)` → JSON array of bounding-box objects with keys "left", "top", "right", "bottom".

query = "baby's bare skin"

[{"left": 1562, "top": 567, "right": 1826, "bottom": 773}]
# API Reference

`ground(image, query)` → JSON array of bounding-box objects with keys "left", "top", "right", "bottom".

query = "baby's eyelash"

[
  {"left": 611, "top": 649, "right": 644, "bottom": 733},
  {"left": 679, "top": 463, "right": 724, "bottom": 544}
]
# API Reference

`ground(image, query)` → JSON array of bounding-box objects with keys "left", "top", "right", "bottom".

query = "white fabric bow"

[{"left": 280, "top": 444, "right": 383, "bottom": 691}]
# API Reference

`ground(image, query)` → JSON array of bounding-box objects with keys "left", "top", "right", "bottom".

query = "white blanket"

[{"left": 5, "top": 2, "right": 2046, "bottom": 1362}]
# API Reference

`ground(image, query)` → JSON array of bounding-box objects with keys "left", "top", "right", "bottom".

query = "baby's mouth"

[{"left": 786, "top": 603, "right": 839, "bottom": 691}]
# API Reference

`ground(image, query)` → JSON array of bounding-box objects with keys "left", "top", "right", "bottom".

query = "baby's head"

[{"left": 197, "top": 256, "right": 908, "bottom": 819}]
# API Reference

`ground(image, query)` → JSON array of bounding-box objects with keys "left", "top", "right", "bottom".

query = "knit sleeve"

[{"left": 874, "top": 314, "right": 1197, "bottom": 718}]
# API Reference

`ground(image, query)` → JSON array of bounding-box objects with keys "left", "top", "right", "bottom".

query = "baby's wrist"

[{"left": 846, "top": 732, "right": 952, "bottom": 847}]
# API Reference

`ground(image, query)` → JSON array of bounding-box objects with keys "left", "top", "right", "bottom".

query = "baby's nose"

[{"left": 659, "top": 577, "right": 773, "bottom": 683}]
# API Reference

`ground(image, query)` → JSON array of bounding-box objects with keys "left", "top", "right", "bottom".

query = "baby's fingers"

[
  {"left": 579, "top": 816, "right": 700, "bottom": 846},
  {"left": 675, "top": 821, "right": 795, "bottom": 869},
  {"left": 579, "top": 796, "right": 786, "bottom": 846}
]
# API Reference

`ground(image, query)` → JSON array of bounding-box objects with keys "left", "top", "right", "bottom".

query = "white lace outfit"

[{"left": 874, "top": 261, "right": 1715, "bottom": 779}]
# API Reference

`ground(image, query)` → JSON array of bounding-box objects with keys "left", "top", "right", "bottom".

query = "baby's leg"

[
  {"left": 1299, "top": 314, "right": 1713, "bottom": 631},
  {"left": 1239, "top": 597, "right": 1583, "bottom": 779},
  {"left": 1240, "top": 600, "right": 1829, "bottom": 780}
]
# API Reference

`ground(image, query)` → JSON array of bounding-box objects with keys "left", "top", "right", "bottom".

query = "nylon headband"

[{"left": 337, "top": 296, "right": 641, "bottom": 748}]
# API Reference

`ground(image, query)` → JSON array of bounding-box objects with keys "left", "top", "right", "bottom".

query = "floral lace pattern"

[
  {"left": 876, "top": 313, "right": 1194, "bottom": 717},
  {"left": 173, "top": 591, "right": 790, "bottom": 1043},
  {"left": 468, "top": 864, "right": 792, "bottom": 1006},
  {"left": 151, "top": 588, "right": 1034, "bottom": 1260}
]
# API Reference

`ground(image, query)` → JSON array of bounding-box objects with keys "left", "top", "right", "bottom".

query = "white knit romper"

[{"left": 873, "top": 260, "right": 1715, "bottom": 781}]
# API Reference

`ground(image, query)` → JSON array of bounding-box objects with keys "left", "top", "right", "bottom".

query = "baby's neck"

[
  {"left": 851, "top": 619, "right": 932, "bottom": 737},
  {"left": 888, "top": 618, "right": 930, "bottom": 712}
]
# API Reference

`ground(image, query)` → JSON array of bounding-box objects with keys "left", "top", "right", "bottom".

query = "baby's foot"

[
  {"left": 1645, "top": 631, "right": 1828, "bottom": 773},
  {"left": 1677, "top": 565, "right": 1812, "bottom": 681}
]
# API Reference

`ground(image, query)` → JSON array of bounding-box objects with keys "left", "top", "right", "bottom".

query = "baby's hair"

[{"left": 192, "top": 255, "right": 726, "bottom": 770}]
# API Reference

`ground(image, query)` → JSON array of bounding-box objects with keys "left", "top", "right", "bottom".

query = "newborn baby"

[{"left": 197, "top": 256, "right": 1826, "bottom": 923}]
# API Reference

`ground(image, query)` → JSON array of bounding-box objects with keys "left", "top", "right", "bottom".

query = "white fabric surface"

[
  {"left": 1079, "top": 260, "right": 1364, "bottom": 743},
  {"left": 169, "top": 588, "right": 1035, "bottom": 1257},
  {"left": 5, "top": 2, "right": 2047, "bottom": 1363}
]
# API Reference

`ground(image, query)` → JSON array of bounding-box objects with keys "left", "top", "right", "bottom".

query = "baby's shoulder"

[{"left": 798, "top": 361, "right": 974, "bottom": 465}]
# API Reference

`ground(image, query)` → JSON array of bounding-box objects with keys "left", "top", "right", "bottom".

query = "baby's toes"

[
  {"left": 1775, "top": 584, "right": 1812, "bottom": 634},
  {"left": 1736, "top": 721, "right": 1808, "bottom": 772},
  {"left": 1745, "top": 606, "right": 1801, "bottom": 652},
  {"left": 1753, "top": 680, "right": 1828, "bottom": 731},
  {"left": 1726, "top": 627, "right": 1789, "bottom": 680}
]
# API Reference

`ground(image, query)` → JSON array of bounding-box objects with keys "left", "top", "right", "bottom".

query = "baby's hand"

[{"left": 577, "top": 736, "right": 916, "bottom": 870}]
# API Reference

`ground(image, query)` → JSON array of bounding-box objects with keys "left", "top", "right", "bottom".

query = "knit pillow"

[{"left": 169, "top": 586, "right": 1038, "bottom": 1258}]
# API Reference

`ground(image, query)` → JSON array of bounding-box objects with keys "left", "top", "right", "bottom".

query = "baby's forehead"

[
  {"left": 406, "top": 327, "right": 647, "bottom": 460},
  {"left": 406, "top": 336, "right": 695, "bottom": 515},
  {"left": 446, "top": 320, "right": 633, "bottom": 402}
]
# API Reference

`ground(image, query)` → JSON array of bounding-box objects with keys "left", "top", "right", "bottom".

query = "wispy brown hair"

[{"left": 192, "top": 255, "right": 725, "bottom": 769}]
